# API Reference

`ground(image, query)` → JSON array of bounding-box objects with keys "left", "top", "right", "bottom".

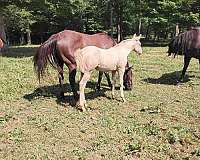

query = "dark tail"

[{"left": 33, "top": 35, "right": 61, "bottom": 82}]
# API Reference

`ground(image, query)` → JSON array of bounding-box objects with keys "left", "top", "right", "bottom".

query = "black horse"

[{"left": 168, "top": 27, "right": 200, "bottom": 81}]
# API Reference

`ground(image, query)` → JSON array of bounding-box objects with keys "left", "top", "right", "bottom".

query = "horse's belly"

[{"left": 96, "top": 64, "right": 117, "bottom": 72}]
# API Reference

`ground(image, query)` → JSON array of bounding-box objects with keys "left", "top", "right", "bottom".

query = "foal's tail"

[{"left": 33, "top": 35, "right": 61, "bottom": 81}]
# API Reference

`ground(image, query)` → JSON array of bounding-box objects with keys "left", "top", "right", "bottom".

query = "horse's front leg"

[
  {"left": 180, "top": 56, "right": 191, "bottom": 81},
  {"left": 198, "top": 59, "right": 200, "bottom": 70},
  {"left": 69, "top": 68, "right": 79, "bottom": 101},
  {"left": 96, "top": 71, "right": 103, "bottom": 90},
  {"left": 119, "top": 69, "right": 126, "bottom": 102},
  {"left": 79, "top": 72, "right": 91, "bottom": 111},
  {"left": 111, "top": 71, "right": 116, "bottom": 99}
]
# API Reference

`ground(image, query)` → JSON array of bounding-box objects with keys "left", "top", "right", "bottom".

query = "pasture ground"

[{"left": 0, "top": 46, "right": 200, "bottom": 160}]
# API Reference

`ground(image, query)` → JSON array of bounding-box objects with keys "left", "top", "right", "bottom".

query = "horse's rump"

[{"left": 33, "top": 36, "right": 61, "bottom": 81}]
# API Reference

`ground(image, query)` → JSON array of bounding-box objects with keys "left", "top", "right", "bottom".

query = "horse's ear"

[
  {"left": 132, "top": 34, "right": 141, "bottom": 40},
  {"left": 127, "top": 65, "right": 133, "bottom": 71},
  {"left": 133, "top": 33, "right": 136, "bottom": 39},
  {"left": 138, "top": 34, "right": 142, "bottom": 39}
]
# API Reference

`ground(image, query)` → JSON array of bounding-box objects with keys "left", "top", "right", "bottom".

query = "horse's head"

[
  {"left": 167, "top": 38, "right": 178, "bottom": 56},
  {"left": 123, "top": 64, "right": 133, "bottom": 90},
  {"left": 132, "top": 34, "right": 142, "bottom": 55}
]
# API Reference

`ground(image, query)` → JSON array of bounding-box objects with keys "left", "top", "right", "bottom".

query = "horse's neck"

[{"left": 113, "top": 44, "right": 133, "bottom": 56}]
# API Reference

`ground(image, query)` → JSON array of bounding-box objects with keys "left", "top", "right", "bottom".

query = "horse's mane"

[{"left": 114, "top": 39, "right": 137, "bottom": 48}]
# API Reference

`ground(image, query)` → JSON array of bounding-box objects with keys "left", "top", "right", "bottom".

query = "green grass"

[{"left": 0, "top": 46, "right": 200, "bottom": 159}]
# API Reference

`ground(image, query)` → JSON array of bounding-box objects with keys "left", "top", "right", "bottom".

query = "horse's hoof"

[
  {"left": 60, "top": 92, "right": 65, "bottom": 99},
  {"left": 96, "top": 85, "right": 100, "bottom": 91},
  {"left": 78, "top": 106, "right": 86, "bottom": 112}
]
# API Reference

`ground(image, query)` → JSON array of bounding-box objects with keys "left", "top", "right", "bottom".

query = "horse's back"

[{"left": 76, "top": 46, "right": 102, "bottom": 72}]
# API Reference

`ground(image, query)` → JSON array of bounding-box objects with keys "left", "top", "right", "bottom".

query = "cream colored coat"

[{"left": 75, "top": 35, "right": 142, "bottom": 111}]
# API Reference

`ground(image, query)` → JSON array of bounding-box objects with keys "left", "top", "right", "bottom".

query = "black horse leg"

[
  {"left": 58, "top": 63, "right": 64, "bottom": 98},
  {"left": 180, "top": 56, "right": 191, "bottom": 81},
  {"left": 69, "top": 69, "right": 79, "bottom": 101},
  {"left": 199, "top": 59, "right": 200, "bottom": 70},
  {"left": 104, "top": 72, "right": 112, "bottom": 89},
  {"left": 96, "top": 71, "right": 103, "bottom": 90}
]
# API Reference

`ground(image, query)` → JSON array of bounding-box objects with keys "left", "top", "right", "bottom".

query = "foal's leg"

[
  {"left": 111, "top": 71, "right": 116, "bottom": 99},
  {"left": 180, "top": 56, "right": 191, "bottom": 81},
  {"left": 119, "top": 69, "right": 126, "bottom": 102},
  {"left": 79, "top": 73, "right": 87, "bottom": 106},
  {"left": 79, "top": 72, "right": 91, "bottom": 111},
  {"left": 96, "top": 71, "right": 103, "bottom": 90}
]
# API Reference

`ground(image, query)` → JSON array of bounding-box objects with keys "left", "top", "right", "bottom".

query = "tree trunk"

[
  {"left": 145, "top": 22, "right": 150, "bottom": 40},
  {"left": 138, "top": 18, "right": 142, "bottom": 35},
  {"left": 175, "top": 23, "right": 179, "bottom": 36},
  {"left": 110, "top": 2, "right": 113, "bottom": 38},
  {"left": 0, "top": 14, "right": 7, "bottom": 49},
  {"left": 20, "top": 33, "right": 25, "bottom": 45},
  {"left": 116, "top": 4, "right": 123, "bottom": 42},
  {"left": 138, "top": 0, "right": 142, "bottom": 35},
  {"left": 27, "top": 30, "right": 31, "bottom": 45}
]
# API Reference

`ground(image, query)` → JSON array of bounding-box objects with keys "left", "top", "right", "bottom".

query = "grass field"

[{"left": 0, "top": 46, "right": 200, "bottom": 160}]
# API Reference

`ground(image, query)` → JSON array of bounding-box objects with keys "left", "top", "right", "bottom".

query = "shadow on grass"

[
  {"left": 23, "top": 81, "right": 110, "bottom": 108},
  {"left": 142, "top": 71, "right": 191, "bottom": 85},
  {"left": 1, "top": 46, "right": 38, "bottom": 58}
]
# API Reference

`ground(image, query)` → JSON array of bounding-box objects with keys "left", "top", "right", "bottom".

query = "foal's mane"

[{"left": 114, "top": 39, "right": 138, "bottom": 48}]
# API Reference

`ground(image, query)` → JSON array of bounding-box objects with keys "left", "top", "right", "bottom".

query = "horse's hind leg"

[
  {"left": 79, "top": 72, "right": 91, "bottom": 111},
  {"left": 96, "top": 71, "right": 103, "bottom": 90},
  {"left": 104, "top": 72, "right": 112, "bottom": 89},
  {"left": 69, "top": 68, "right": 79, "bottom": 101},
  {"left": 180, "top": 56, "right": 191, "bottom": 81},
  {"left": 58, "top": 63, "right": 64, "bottom": 98},
  {"left": 119, "top": 69, "right": 126, "bottom": 102}
]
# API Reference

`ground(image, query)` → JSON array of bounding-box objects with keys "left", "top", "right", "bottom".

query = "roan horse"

[
  {"left": 75, "top": 34, "right": 142, "bottom": 111},
  {"left": 33, "top": 30, "right": 133, "bottom": 101},
  {"left": 168, "top": 27, "right": 200, "bottom": 81}
]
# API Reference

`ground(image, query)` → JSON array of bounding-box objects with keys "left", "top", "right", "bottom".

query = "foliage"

[{"left": 0, "top": 0, "right": 200, "bottom": 44}]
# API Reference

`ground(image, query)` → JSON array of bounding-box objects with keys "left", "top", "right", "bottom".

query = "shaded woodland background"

[{"left": 0, "top": 0, "right": 199, "bottom": 46}]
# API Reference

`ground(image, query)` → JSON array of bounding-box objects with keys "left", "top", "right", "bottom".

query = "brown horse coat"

[
  {"left": 34, "top": 30, "right": 118, "bottom": 100},
  {"left": 0, "top": 38, "right": 3, "bottom": 49}
]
